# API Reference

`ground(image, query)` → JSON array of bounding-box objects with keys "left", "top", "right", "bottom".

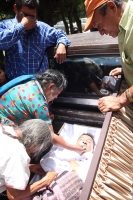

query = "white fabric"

[
  {"left": 76, "top": 153, "right": 93, "bottom": 182},
  {"left": 32, "top": 123, "right": 101, "bottom": 183},
  {"left": 0, "top": 126, "right": 30, "bottom": 193},
  {"left": 58, "top": 123, "right": 101, "bottom": 146},
  {"left": 40, "top": 150, "right": 93, "bottom": 182}
]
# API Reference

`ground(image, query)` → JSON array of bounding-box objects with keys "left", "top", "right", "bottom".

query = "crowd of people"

[{"left": 0, "top": 0, "right": 133, "bottom": 199}]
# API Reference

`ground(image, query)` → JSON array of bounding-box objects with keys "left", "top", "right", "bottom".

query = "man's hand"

[
  {"left": 54, "top": 43, "right": 66, "bottom": 64},
  {"left": 98, "top": 93, "right": 128, "bottom": 113},
  {"left": 29, "top": 164, "right": 45, "bottom": 175},
  {"left": 109, "top": 67, "right": 123, "bottom": 79},
  {"left": 21, "top": 12, "right": 37, "bottom": 30}
]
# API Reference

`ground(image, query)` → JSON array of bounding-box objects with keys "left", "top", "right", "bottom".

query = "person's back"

[{"left": 0, "top": 125, "right": 30, "bottom": 194}]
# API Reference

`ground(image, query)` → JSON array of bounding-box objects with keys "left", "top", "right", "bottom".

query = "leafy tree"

[
  {"left": 0, "top": 0, "right": 14, "bottom": 20},
  {"left": 0, "top": 0, "right": 86, "bottom": 34}
]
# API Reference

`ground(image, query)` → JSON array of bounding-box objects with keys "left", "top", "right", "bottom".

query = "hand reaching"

[
  {"left": 73, "top": 144, "right": 86, "bottom": 155},
  {"left": 109, "top": 67, "right": 123, "bottom": 79}
]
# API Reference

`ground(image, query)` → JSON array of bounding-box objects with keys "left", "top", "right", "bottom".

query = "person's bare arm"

[
  {"left": 49, "top": 125, "right": 85, "bottom": 154},
  {"left": 90, "top": 81, "right": 102, "bottom": 95},
  {"left": 98, "top": 86, "right": 132, "bottom": 113},
  {"left": 52, "top": 132, "right": 85, "bottom": 154},
  {"left": 54, "top": 43, "right": 66, "bottom": 64},
  {"left": 6, "top": 171, "right": 57, "bottom": 200},
  {"left": 29, "top": 164, "right": 45, "bottom": 175}
]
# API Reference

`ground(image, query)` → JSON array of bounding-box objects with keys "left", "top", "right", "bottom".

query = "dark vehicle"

[
  {"left": 47, "top": 32, "right": 133, "bottom": 200},
  {"left": 48, "top": 32, "right": 121, "bottom": 132}
]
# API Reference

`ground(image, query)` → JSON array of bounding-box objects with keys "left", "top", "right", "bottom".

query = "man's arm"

[
  {"left": 98, "top": 86, "right": 132, "bottom": 113},
  {"left": 54, "top": 29, "right": 70, "bottom": 63},
  {"left": 89, "top": 81, "right": 102, "bottom": 95},
  {"left": 43, "top": 25, "right": 70, "bottom": 63},
  {"left": 6, "top": 171, "right": 57, "bottom": 200},
  {"left": 0, "top": 20, "right": 25, "bottom": 50},
  {"left": 54, "top": 43, "right": 67, "bottom": 64}
]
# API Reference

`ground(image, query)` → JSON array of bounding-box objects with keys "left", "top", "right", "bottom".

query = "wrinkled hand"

[
  {"left": 54, "top": 43, "right": 66, "bottom": 64},
  {"left": 109, "top": 67, "right": 123, "bottom": 79},
  {"left": 42, "top": 172, "right": 57, "bottom": 186},
  {"left": 29, "top": 164, "right": 45, "bottom": 175},
  {"left": 68, "top": 160, "right": 80, "bottom": 172},
  {"left": 20, "top": 12, "right": 37, "bottom": 30},
  {"left": 98, "top": 96, "right": 122, "bottom": 113}
]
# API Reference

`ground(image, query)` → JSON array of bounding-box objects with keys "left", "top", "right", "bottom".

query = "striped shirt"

[{"left": 0, "top": 18, "right": 70, "bottom": 80}]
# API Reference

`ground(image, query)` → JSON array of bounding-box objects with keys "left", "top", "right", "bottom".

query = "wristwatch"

[{"left": 125, "top": 89, "right": 133, "bottom": 102}]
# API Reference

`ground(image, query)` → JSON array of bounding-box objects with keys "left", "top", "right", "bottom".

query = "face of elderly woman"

[{"left": 45, "top": 84, "right": 63, "bottom": 102}]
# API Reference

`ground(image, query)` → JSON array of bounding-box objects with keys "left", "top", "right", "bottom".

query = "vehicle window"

[{"left": 49, "top": 56, "right": 121, "bottom": 96}]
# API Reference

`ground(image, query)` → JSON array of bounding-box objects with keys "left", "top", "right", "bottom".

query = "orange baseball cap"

[{"left": 84, "top": 0, "right": 108, "bottom": 31}]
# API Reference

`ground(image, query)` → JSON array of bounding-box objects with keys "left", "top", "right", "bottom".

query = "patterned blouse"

[{"left": 0, "top": 80, "right": 52, "bottom": 125}]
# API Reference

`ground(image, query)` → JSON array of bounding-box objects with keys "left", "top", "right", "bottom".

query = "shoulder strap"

[{"left": 0, "top": 75, "right": 36, "bottom": 96}]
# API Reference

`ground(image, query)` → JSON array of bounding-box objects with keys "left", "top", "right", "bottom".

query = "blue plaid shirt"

[{"left": 0, "top": 18, "right": 70, "bottom": 80}]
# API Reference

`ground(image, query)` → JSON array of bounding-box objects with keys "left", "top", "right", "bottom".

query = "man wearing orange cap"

[{"left": 84, "top": 0, "right": 133, "bottom": 113}]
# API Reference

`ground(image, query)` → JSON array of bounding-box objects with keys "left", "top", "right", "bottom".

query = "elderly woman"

[
  {"left": 0, "top": 119, "right": 57, "bottom": 199},
  {"left": 1, "top": 119, "right": 83, "bottom": 200},
  {"left": 0, "top": 69, "right": 83, "bottom": 153}
]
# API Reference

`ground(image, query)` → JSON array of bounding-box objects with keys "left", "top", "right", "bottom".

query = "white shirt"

[
  {"left": 0, "top": 126, "right": 30, "bottom": 193},
  {"left": 40, "top": 147, "right": 93, "bottom": 182}
]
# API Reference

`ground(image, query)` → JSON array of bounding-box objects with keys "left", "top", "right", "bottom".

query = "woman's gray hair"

[
  {"left": 18, "top": 119, "right": 52, "bottom": 155},
  {"left": 35, "top": 69, "right": 67, "bottom": 91}
]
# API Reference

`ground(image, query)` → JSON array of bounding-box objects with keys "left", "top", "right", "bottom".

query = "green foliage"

[
  {"left": 0, "top": 0, "right": 85, "bottom": 23},
  {"left": 0, "top": 0, "right": 15, "bottom": 20}
]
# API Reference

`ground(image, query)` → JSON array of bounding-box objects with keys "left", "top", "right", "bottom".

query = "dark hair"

[
  {"left": 79, "top": 133, "right": 95, "bottom": 149},
  {"left": 0, "top": 63, "right": 5, "bottom": 71},
  {"left": 35, "top": 69, "right": 67, "bottom": 91},
  {"left": 15, "top": 0, "right": 39, "bottom": 11},
  {"left": 97, "top": 0, "right": 123, "bottom": 16}
]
